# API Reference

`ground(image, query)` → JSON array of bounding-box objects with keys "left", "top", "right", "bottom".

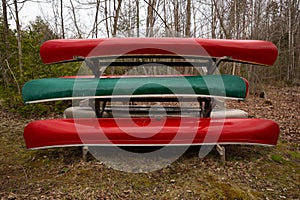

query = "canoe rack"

[
  {"left": 90, "top": 97, "right": 213, "bottom": 118},
  {"left": 22, "top": 38, "right": 280, "bottom": 165}
]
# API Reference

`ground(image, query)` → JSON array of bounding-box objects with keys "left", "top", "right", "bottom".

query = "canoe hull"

[
  {"left": 22, "top": 75, "right": 248, "bottom": 103},
  {"left": 40, "top": 38, "right": 278, "bottom": 66},
  {"left": 24, "top": 117, "right": 280, "bottom": 149},
  {"left": 63, "top": 106, "right": 249, "bottom": 118}
]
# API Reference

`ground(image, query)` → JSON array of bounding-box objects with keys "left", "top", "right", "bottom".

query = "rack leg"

[
  {"left": 216, "top": 144, "right": 226, "bottom": 163},
  {"left": 82, "top": 146, "right": 89, "bottom": 162}
]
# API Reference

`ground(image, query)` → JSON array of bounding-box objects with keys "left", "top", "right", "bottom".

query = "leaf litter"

[{"left": 0, "top": 85, "right": 299, "bottom": 199}]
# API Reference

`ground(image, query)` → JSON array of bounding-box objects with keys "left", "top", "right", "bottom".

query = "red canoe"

[
  {"left": 24, "top": 117, "right": 280, "bottom": 149},
  {"left": 40, "top": 38, "right": 278, "bottom": 66}
]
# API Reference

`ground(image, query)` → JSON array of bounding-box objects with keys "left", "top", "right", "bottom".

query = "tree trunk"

[
  {"left": 2, "top": 0, "right": 9, "bottom": 48},
  {"left": 185, "top": 0, "right": 191, "bottom": 37},
  {"left": 60, "top": 0, "right": 65, "bottom": 38},
  {"left": 212, "top": 0, "right": 229, "bottom": 38},
  {"left": 136, "top": 0, "right": 139, "bottom": 37},
  {"left": 69, "top": 0, "right": 82, "bottom": 38},
  {"left": 1, "top": 0, "right": 9, "bottom": 86},
  {"left": 287, "top": 0, "right": 292, "bottom": 81},
  {"left": 146, "top": 0, "right": 155, "bottom": 36},
  {"left": 192, "top": 2, "right": 197, "bottom": 37},
  {"left": 92, "top": 0, "right": 100, "bottom": 38},
  {"left": 211, "top": 0, "right": 216, "bottom": 38},
  {"left": 112, "top": 0, "right": 122, "bottom": 37},
  {"left": 104, "top": 0, "right": 110, "bottom": 38},
  {"left": 173, "top": 0, "right": 180, "bottom": 34},
  {"left": 163, "top": 0, "right": 168, "bottom": 35},
  {"left": 14, "top": 0, "right": 23, "bottom": 81},
  {"left": 51, "top": 0, "right": 59, "bottom": 34}
]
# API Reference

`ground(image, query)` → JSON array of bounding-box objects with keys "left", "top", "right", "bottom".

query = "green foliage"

[
  {"left": 0, "top": 83, "right": 69, "bottom": 117},
  {"left": 271, "top": 154, "right": 285, "bottom": 164},
  {"left": 0, "top": 17, "right": 80, "bottom": 116},
  {"left": 289, "top": 152, "right": 300, "bottom": 160},
  {"left": 16, "top": 101, "right": 70, "bottom": 118}
]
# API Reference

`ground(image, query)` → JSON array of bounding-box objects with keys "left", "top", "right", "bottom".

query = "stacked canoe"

[{"left": 22, "top": 38, "right": 280, "bottom": 150}]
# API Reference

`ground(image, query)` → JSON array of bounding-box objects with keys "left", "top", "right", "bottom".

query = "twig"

[
  {"left": 22, "top": 166, "right": 28, "bottom": 185},
  {"left": 4, "top": 59, "right": 21, "bottom": 95}
]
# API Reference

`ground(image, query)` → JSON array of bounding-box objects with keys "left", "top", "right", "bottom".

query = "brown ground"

[{"left": 0, "top": 85, "right": 299, "bottom": 199}]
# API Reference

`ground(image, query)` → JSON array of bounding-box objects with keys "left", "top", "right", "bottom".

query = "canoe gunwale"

[
  {"left": 22, "top": 75, "right": 248, "bottom": 104},
  {"left": 46, "top": 54, "right": 272, "bottom": 67},
  {"left": 25, "top": 94, "right": 244, "bottom": 104},
  {"left": 28, "top": 142, "right": 275, "bottom": 150},
  {"left": 40, "top": 38, "right": 278, "bottom": 66},
  {"left": 23, "top": 117, "right": 280, "bottom": 149}
]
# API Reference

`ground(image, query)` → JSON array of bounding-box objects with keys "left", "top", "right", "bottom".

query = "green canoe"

[{"left": 22, "top": 75, "right": 248, "bottom": 103}]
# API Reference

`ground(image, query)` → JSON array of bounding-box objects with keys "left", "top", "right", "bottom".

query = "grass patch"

[
  {"left": 271, "top": 154, "right": 285, "bottom": 164},
  {"left": 289, "top": 151, "right": 300, "bottom": 159}
]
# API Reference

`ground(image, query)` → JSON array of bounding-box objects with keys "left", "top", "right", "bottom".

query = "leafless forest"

[
  {"left": 1, "top": 0, "right": 299, "bottom": 87},
  {"left": 1, "top": 1, "right": 300, "bottom": 199}
]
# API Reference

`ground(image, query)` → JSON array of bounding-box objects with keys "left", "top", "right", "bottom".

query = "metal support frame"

[
  {"left": 82, "top": 146, "right": 89, "bottom": 162},
  {"left": 197, "top": 97, "right": 212, "bottom": 117},
  {"left": 208, "top": 56, "right": 231, "bottom": 74},
  {"left": 77, "top": 55, "right": 232, "bottom": 162},
  {"left": 216, "top": 144, "right": 226, "bottom": 163}
]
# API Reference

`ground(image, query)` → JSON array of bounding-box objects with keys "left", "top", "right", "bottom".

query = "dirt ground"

[{"left": 0, "top": 85, "right": 299, "bottom": 199}]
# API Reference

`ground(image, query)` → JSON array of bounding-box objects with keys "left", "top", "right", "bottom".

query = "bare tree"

[
  {"left": 91, "top": 0, "right": 100, "bottom": 38},
  {"left": 60, "top": 0, "right": 65, "bottom": 38},
  {"left": 69, "top": 0, "right": 82, "bottom": 38},
  {"left": 104, "top": 0, "right": 110, "bottom": 37},
  {"left": 0, "top": 0, "right": 298, "bottom": 84},
  {"left": 13, "top": 0, "right": 23, "bottom": 80},
  {"left": 286, "top": 0, "right": 299, "bottom": 82},
  {"left": 1, "top": 0, "right": 9, "bottom": 86},
  {"left": 212, "top": 0, "right": 229, "bottom": 38},
  {"left": 173, "top": 0, "right": 180, "bottom": 34},
  {"left": 136, "top": 0, "right": 139, "bottom": 37},
  {"left": 1, "top": 0, "right": 9, "bottom": 47},
  {"left": 185, "top": 0, "right": 191, "bottom": 37},
  {"left": 210, "top": 0, "right": 217, "bottom": 38},
  {"left": 112, "top": 0, "right": 122, "bottom": 37},
  {"left": 51, "top": 0, "right": 60, "bottom": 35},
  {"left": 146, "top": 0, "right": 157, "bottom": 36}
]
